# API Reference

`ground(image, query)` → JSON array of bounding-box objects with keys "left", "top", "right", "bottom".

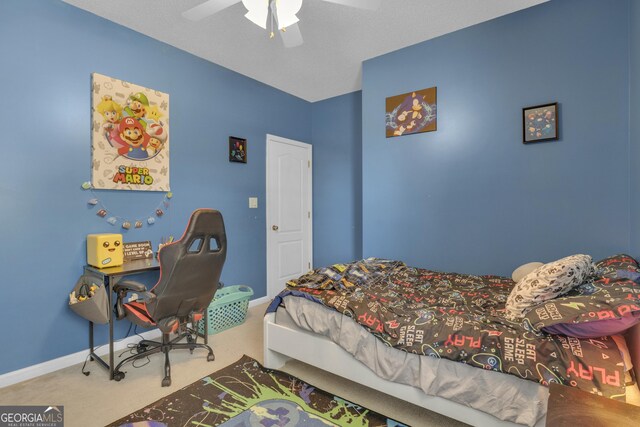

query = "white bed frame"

[{"left": 264, "top": 312, "right": 545, "bottom": 427}]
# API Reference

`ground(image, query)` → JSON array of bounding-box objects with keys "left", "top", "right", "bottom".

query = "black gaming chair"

[{"left": 112, "top": 209, "right": 226, "bottom": 386}]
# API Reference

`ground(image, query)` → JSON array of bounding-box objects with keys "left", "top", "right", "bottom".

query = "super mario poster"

[{"left": 91, "top": 73, "right": 170, "bottom": 191}]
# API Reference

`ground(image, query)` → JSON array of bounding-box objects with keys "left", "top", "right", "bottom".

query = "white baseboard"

[
  {"left": 0, "top": 296, "right": 271, "bottom": 388},
  {"left": 249, "top": 295, "right": 270, "bottom": 308},
  {"left": 0, "top": 328, "right": 162, "bottom": 389}
]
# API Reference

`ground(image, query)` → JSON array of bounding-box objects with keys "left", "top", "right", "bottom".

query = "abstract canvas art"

[
  {"left": 91, "top": 73, "right": 170, "bottom": 191},
  {"left": 385, "top": 87, "right": 437, "bottom": 138}
]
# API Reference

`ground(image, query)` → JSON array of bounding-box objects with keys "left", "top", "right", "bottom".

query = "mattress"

[{"left": 276, "top": 295, "right": 548, "bottom": 426}]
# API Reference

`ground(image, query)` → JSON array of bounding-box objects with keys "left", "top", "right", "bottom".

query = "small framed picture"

[
  {"left": 385, "top": 87, "right": 437, "bottom": 138},
  {"left": 229, "top": 136, "right": 247, "bottom": 163},
  {"left": 523, "top": 102, "right": 558, "bottom": 144}
]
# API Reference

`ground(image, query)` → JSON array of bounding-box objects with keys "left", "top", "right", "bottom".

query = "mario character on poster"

[{"left": 91, "top": 73, "right": 170, "bottom": 191}]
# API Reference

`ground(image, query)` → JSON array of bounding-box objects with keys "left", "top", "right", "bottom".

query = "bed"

[{"left": 263, "top": 255, "right": 640, "bottom": 426}]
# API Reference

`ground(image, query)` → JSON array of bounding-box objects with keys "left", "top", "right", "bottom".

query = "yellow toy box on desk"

[{"left": 87, "top": 233, "right": 123, "bottom": 268}]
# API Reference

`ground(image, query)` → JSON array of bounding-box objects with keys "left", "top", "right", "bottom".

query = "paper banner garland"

[{"left": 82, "top": 181, "right": 172, "bottom": 229}]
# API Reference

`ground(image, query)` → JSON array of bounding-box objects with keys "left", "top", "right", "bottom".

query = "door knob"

[{"left": 272, "top": 225, "right": 279, "bottom": 231}]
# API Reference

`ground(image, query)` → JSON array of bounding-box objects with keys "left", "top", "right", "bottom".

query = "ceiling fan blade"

[
  {"left": 280, "top": 23, "right": 304, "bottom": 48},
  {"left": 182, "top": 0, "right": 242, "bottom": 21},
  {"left": 321, "top": 0, "right": 381, "bottom": 11},
  {"left": 275, "top": 0, "right": 302, "bottom": 29},
  {"left": 245, "top": 8, "right": 268, "bottom": 29}
]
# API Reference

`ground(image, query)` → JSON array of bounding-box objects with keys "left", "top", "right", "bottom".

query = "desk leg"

[
  {"left": 89, "top": 321, "right": 94, "bottom": 361},
  {"left": 107, "top": 276, "right": 114, "bottom": 380}
]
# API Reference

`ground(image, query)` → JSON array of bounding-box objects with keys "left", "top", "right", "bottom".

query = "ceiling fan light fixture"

[
  {"left": 242, "top": 0, "right": 268, "bottom": 28},
  {"left": 244, "top": 9, "right": 268, "bottom": 28},
  {"left": 275, "top": 0, "right": 302, "bottom": 29},
  {"left": 276, "top": 14, "right": 298, "bottom": 30}
]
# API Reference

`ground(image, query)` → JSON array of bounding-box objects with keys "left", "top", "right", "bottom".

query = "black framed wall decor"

[
  {"left": 523, "top": 102, "right": 558, "bottom": 144},
  {"left": 229, "top": 136, "right": 247, "bottom": 163}
]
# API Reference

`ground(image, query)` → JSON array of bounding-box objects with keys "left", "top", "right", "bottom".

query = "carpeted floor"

[{"left": 0, "top": 303, "right": 466, "bottom": 427}]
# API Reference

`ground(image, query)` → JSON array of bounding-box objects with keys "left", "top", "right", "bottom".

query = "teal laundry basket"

[{"left": 198, "top": 285, "right": 254, "bottom": 335}]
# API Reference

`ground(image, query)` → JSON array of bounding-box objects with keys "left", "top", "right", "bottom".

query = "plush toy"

[{"left": 89, "top": 284, "right": 98, "bottom": 297}]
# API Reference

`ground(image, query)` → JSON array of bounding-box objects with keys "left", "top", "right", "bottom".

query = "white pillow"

[
  {"left": 512, "top": 262, "right": 544, "bottom": 282},
  {"left": 505, "top": 254, "right": 594, "bottom": 321}
]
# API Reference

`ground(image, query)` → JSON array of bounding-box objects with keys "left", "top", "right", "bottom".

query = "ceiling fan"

[{"left": 182, "top": 0, "right": 381, "bottom": 48}]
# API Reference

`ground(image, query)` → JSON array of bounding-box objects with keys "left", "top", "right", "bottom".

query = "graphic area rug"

[{"left": 108, "top": 354, "right": 409, "bottom": 427}]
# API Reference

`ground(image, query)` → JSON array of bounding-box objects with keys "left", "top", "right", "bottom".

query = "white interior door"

[{"left": 266, "top": 134, "right": 313, "bottom": 299}]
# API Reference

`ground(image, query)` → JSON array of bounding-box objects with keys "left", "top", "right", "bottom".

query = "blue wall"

[
  {"left": 311, "top": 92, "right": 363, "bottom": 266},
  {"left": 362, "top": 0, "right": 631, "bottom": 276},
  {"left": 2, "top": 0, "right": 638, "bottom": 376},
  {"left": 630, "top": 0, "right": 640, "bottom": 256},
  {"left": 0, "top": 0, "right": 311, "bottom": 375}
]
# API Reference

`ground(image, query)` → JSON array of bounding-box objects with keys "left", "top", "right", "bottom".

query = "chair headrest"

[{"left": 184, "top": 209, "right": 225, "bottom": 240}]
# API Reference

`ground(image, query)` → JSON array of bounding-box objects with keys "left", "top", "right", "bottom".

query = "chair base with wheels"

[{"left": 112, "top": 319, "right": 214, "bottom": 386}]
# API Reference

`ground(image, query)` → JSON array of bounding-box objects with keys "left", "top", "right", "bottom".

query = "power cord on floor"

[
  {"left": 81, "top": 346, "right": 101, "bottom": 376},
  {"left": 119, "top": 325, "right": 151, "bottom": 369}
]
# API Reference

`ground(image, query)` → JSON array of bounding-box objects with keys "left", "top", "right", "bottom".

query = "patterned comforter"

[{"left": 270, "top": 258, "right": 626, "bottom": 399}]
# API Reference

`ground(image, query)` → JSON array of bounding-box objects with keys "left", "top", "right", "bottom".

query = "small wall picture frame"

[
  {"left": 523, "top": 102, "right": 558, "bottom": 144},
  {"left": 229, "top": 136, "right": 247, "bottom": 163},
  {"left": 385, "top": 87, "right": 437, "bottom": 138}
]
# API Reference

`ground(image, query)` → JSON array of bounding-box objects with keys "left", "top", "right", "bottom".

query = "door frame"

[{"left": 265, "top": 134, "right": 313, "bottom": 299}]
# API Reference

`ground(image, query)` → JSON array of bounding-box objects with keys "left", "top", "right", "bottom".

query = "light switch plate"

[{"left": 249, "top": 197, "right": 258, "bottom": 209}]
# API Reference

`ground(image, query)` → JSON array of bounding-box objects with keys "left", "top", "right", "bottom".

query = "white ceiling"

[{"left": 63, "top": 0, "right": 548, "bottom": 102}]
